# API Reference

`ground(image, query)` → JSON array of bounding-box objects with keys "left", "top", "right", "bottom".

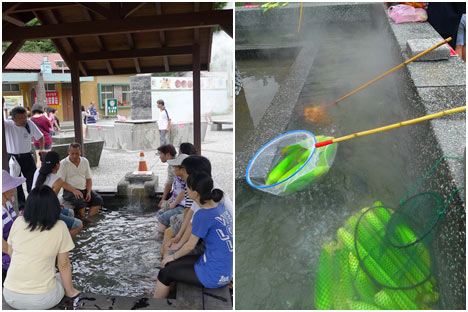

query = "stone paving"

[{"left": 87, "top": 116, "right": 233, "bottom": 200}]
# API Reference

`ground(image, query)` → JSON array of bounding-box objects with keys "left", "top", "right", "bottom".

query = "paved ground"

[{"left": 82, "top": 116, "right": 233, "bottom": 199}]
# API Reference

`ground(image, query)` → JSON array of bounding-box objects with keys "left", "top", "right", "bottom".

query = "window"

[
  {"left": 122, "top": 85, "right": 131, "bottom": 106},
  {"left": 100, "top": 85, "right": 114, "bottom": 108},
  {"left": 2, "top": 84, "right": 20, "bottom": 92},
  {"left": 45, "top": 83, "right": 56, "bottom": 91},
  {"left": 99, "top": 84, "right": 131, "bottom": 108}
]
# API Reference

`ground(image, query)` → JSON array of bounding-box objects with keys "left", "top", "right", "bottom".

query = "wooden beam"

[
  {"left": 76, "top": 3, "right": 113, "bottom": 19},
  {"left": 3, "top": 10, "right": 233, "bottom": 41},
  {"left": 35, "top": 10, "right": 88, "bottom": 76},
  {"left": 72, "top": 46, "right": 193, "bottom": 61},
  {"left": 193, "top": 3, "right": 200, "bottom": 43},
  {"left": 2, "top": 13, "right": 25, "bottom": 26},
  {"left": 70, "top": 59, "right": 84, "bottom": 150},
  {"left": 193, "top": 43, "right": 201, "bottom": 154},
  {"left": 121, "top": 3, "right": 145, "bottom": 19},
  {"left": 80, "top": 7, "right": 113, "bottom": 75},
  {"left": 83, "top": 64, "right": 208, "bottom": 76},
  {"left": 2, "top": 40, "right": 25, "bottom": 69},
  {"left": 105, "top": 60, "right": 114, "bottom": 75},
  {"left": 110, "top": 3, "right": 121, "bottom": 19},
  {"left": 155, "top": 3, "right": 169, "bottom": 72},
  {"left": 3, "top": 3, "right": 21, "bottom": 13},
  {"left": 6, "top": 3, "right": 76, "bottom": 14},
  {"left": 133, "top": 58, "right": 141, "bottom": 73},
  {"left": 125, "top": 33, "right": 141, "bottom": 74}
]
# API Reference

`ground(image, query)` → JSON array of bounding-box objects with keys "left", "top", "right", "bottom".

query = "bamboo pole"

[
  {"left": 324, "top": 37, "right": 452, "bottom": 107},
  {"left": 315, "top": 106, "right": 466, "bottom": 148}
]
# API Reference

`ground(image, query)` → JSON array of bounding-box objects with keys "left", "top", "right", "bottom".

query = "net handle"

[
  {"left": 315, "top": 106, "right": 466, "bottom": 148},
  {"left": 328, "top": 37, "right": 452, "bottom": 107}
]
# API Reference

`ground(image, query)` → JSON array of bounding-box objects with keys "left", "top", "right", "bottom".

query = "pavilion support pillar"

[
  {"left": 70, "top": 59, "right": 84, "bottom": 155},
  {"left": 192, "top": 43, "right": 201, "bottom": 154},
  {"left": 2, "top": 119, "right": 8, "bottom": 170}
]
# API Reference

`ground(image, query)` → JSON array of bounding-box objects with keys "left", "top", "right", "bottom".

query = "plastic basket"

[{"left": 246, "top": 130, "right": 337, "bottom": 196}]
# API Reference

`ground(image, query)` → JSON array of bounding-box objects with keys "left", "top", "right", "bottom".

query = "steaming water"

[
  {"left": 70, "top": 207, "right": 161, "bottom": 297},
  {"left": 236, "top": 22, "right": 425, "bottom": 309}
]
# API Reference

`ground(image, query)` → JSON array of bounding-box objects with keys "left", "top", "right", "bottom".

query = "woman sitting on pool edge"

[
  {"left": 3, "top": 186, "right": 80, "bottom": 309},
  {"left": 32, "top": 151, "right": 84, "bottom": 238},
  {"left": 153, "top": 172, "right": 233, "bottom": 298}
]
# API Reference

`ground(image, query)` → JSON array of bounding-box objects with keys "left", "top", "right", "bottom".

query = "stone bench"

[
  {"left": 210, "top": 121, "right": 233, "bottom": 131},
  {"left": 2, "top": 283, "right": 231, "bottom": 310}
]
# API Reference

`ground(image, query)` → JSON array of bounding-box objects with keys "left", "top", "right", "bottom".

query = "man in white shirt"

[
  {"left": 4, "top": 106, "right": 44, "bottom": 210},
  {"left": 157, "top": 99, "right": 171, "bottom": 146},
  {"left": 57, "top": 143, "right": 102, "bottom": 219}
]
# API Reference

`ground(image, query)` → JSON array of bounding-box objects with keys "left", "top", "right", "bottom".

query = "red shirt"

[{"left": 30, "top": 115, "right": 52, "bottom": 148}]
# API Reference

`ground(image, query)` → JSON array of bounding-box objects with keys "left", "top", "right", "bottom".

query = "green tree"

[{"left": 3, "top": 18, "right": 57, "bottom": 53}]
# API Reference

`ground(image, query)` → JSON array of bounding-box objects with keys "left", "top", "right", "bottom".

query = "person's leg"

[
  {"left": 69, "top": 222, "right": 83, "bottom": 238},
  {"left": 34, "top": 150, "right": 41, "bottom": 167},
  {"left": 87, "top": 190, "right": 103, "bottom": 217},
  {"left": 153, "top": 280, "right": 171, "bottom": 298},
  {"left": 158, "top": 223, "right": 168, "bottom": 233},
  {"left": 154, "top": 255, "right": 202, "bottom": 298},
  {"left": 161, "top": 227, "right": 175, "bottom": 255},
  {"left": 59, "top": 213, "right": 83, "bottom": 238},
  {"left": 21, "top": 153, "right": 37, "bottom": 193},
  {"left": 159, "top": 130, "right": 167, "bottom": 146},
  {"left": 456, "top": 45, "right": 463, "bottom": 57},
  {"left": 63, "top": 190, "right": 86, "bottom": 219},
  {"left": 157, "top": 206, "right": 184, "bottom": 233},
  {"left": 61, "top": 208, "right": 75, "bottom": 217},
  {"left": 463, "top": 44, "right": 466, "bottom": 62}
]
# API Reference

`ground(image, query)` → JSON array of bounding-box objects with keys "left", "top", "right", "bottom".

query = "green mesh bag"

[{"left": 314, "top": 156, "right": 464, "bottom": 310}]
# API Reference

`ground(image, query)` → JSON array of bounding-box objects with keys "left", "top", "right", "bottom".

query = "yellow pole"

[
  {"left": 297, "top": 3, "right": 304, "bottom": 33},
  {"left": 316, "top": 106, "right": 466, "bottom": 147},
  {"left": 330, "top": 37, "right": 452, "bottom": 106}
]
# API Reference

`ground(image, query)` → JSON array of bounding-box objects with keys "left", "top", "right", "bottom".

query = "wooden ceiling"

[{"left": 2, "top": 2, "right": 233, "bottom": 76}]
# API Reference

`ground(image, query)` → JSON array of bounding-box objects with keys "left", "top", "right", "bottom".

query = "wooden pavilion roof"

[{"left": 2, "top": 2, "right": 233, "bottom": 76}]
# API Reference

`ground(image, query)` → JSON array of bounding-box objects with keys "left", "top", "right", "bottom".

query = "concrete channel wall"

[
  {"left": 86, "top": 121, "right": 208, "bottom": 151},
  {"left": 235, "top": 3, "right": 465, "bottom": 309}
]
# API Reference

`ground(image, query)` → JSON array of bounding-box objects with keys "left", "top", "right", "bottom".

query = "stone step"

[{"left": 2, "top": 283, "right": 232, "bottom": 310}]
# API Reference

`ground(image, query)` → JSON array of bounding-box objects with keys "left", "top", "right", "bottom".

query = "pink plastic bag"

[{"left": 388, "top": 4, "right": 427, "bottom": 24}]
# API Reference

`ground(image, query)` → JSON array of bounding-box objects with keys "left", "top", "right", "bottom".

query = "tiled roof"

[{"left": 4, "top": 52, "right": 69, "bottom": 71}]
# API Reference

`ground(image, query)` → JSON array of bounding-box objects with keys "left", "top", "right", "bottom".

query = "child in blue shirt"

[{"left": 153, "top": 172, "right": 233, "bottom": 298}]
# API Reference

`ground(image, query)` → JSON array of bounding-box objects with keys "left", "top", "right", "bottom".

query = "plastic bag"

[
  {"left": 9, "top": 156, "right": 21, "bottom": 177},
  {"left": 388, "top": 4, "right": 427, "bottom": 24}
]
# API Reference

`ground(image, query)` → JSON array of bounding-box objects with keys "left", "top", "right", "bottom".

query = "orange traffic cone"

[{"left": 138, "top": 152, "right": 148, "bottom": 171}]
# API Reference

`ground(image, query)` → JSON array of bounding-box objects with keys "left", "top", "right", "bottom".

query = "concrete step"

[{"left": 2, "top": 284, "right": 232, "bottom": 310}]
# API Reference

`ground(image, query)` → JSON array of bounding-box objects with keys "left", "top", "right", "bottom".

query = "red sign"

[
  {"left": 34, "top": 91, "right": 59, "bottom": 105},
  {"left": 46, "top": 92, "right": 59, "bottom": 105}
]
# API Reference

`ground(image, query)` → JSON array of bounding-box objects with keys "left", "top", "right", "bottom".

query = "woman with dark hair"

[
  {"left": 30, "top": 104, "right": 53, "bottom": 167},
  {"left": 164, "top": 155, "right": 233, "bottom": 255},
  {"left": 179, "top": 142, "right": 198, "bottom": 156},
  {"left": 3, "top": 186, "right": 80, "bottom": 309},
  {"left": 32, "top": 151, "right": 83, "bottom": 238},
  {"left": 153, "top": 172, "right": 233, "bottom": 298}
]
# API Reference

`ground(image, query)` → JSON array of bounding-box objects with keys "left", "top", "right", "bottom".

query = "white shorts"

[{"left": 3, "top": 273, "right": 65, "bottom": 310}]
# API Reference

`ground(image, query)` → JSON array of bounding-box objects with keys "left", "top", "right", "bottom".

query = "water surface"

[
  {"left": 235, "top": 22, "right": 423, "bottom": 309},
  {"left": 70, "top": 208, "right": 161, "bottom": 297}
]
